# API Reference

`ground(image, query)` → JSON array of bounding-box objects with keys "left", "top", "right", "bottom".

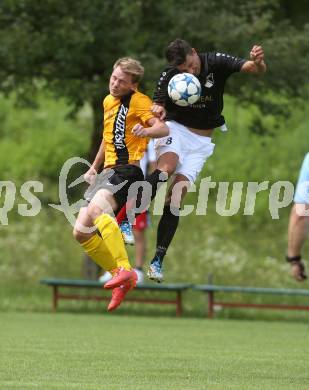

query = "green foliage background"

[
  {"left": 1, "top": 92, "right": 308, "bottom": 317},
  {"left": 0, "top": 0, "right": 309, "bottom": 315}
]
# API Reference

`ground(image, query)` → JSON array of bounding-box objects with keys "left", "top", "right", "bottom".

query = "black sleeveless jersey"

[{"left": 153, "top": 52, "right": 246, "bottom": 130}]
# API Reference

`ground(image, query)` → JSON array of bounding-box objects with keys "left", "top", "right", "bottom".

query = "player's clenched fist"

[
  {"left": 132, "top": 123, "right": 149, "bottom": 138},
  {"left": 84, "top": 166, "right": 97, "bottom": 185},
  {"left": 250, "top": 45, "right": 264, "bottom": 64}
]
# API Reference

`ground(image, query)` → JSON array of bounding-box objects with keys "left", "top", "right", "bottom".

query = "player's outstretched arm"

[
  {"left": 132, "top": 118, "right": 169, "bottom": 138},
  {"left": 241, "top": 45, "right": 267, "bottom": 74},
  {"left": 84, "top": 139, "right": 105, "bottom": 184}
]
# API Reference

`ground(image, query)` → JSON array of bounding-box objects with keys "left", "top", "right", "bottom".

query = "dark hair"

[{"left": 165, "top": 39, "right": 193, "bottom": 66}]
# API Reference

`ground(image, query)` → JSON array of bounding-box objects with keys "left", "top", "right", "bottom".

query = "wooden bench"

[
  {"left": 40, "top": 278, "right": 191, "bottom": 316},
  {"left": 193, "top": 284, "right": 309, "bottom": 318}
]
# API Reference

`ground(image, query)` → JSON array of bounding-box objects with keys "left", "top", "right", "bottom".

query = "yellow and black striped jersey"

[{"left": 103, "top": 90, "right": 154, "bottom": 167}]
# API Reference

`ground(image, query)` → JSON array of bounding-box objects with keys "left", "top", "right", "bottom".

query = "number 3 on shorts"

[{"left": 165, "top": 137, "right": 173, "bottom": 145}]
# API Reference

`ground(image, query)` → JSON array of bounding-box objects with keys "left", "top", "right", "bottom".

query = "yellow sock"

[
  {"left": 94, "top": 214, "right": 132, "bottom": 271},
  {"left": 81, "top": 234, "right": 117, "bottom": 272}
]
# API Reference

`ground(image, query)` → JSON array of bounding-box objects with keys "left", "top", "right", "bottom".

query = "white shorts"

[
  {"left": 155, "top": 120, "right": 215, "bottom": 183},
  {"left": 140, "top": 139, "right": 156, "bottom": 176}
]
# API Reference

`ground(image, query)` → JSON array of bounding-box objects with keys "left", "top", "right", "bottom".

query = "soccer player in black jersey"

[{"left": 146, "top": 38, "right": 266, "bottom": 282}]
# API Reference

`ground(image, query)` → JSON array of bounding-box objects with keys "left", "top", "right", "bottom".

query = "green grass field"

[
  {"left": 1, "top": 312, "right": 309, "bottom": 389},
  {"left": 1, "top": 89, "right": 309, "bottom": 389}
]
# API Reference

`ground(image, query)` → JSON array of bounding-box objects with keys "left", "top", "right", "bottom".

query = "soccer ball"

[{"left": 168, "top": 73, "right": 201, "bottom": 107}]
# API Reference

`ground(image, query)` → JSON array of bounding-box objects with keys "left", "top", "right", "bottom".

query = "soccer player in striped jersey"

[{"left": 73, "top": 57, "right": 168, "bottom": 311}]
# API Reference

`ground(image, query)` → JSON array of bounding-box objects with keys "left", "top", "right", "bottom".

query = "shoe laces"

[
  {"left": 151, "top": 257, "right": 162, "bottom": 273},
  {"left": 111, "top": 267, "right": 124, "bottom": 277}
]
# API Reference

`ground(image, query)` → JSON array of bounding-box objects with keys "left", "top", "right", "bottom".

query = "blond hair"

[{"left": 113, "top": 57, "right": 144, "bottom": 84}]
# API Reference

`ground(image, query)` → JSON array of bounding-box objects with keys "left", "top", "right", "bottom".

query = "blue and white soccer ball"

[{"left": 168, "top": 73, "right": 201, "bottom": 107}]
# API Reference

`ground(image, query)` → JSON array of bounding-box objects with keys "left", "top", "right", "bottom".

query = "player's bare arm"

[
  {"left": 84, "top": 139, "right": 105, "bottom": 184},
  {"left": 132, "top": 117, "right": 169, "bottom": 138},
  {"left": 240, "top": 45, "right": 267, "bottom": 74}
]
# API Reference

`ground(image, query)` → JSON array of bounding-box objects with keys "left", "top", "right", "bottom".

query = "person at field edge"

[
  {"left": 286, "top": 153, "right": 309, "bottom": 281},
  {"left": 73, "top": 57, "right": 169, "bottom": 311},
  {"left": 145, "top": 38, "right": 266, "bottom": 282}
]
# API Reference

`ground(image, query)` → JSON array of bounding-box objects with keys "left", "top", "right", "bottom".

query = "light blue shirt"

[{"left": 294, "top": 153, "right": 309, "bottom": 204}]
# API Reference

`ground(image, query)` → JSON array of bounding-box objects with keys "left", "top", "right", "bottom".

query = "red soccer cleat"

[
  {"left": 107, "top": 272, "right": 137, "bottom": 311},
  {"left": 104, "top": 267, "right": 136, "bottom": 290}
]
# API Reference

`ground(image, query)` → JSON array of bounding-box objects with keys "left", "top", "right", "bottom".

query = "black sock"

[{"left": 151, "top": 205, "right": 180, "bottom": 265}]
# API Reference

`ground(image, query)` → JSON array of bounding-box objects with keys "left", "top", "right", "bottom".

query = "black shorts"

[
  {"left": 109, "top": 164, "right": 144, "bottom": 208},
  {"left": 85, "top": 164, "right": 144, "bottom": 210}
]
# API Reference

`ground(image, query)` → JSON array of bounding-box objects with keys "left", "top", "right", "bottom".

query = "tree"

[
  {"left": 163, "top": 0, "right": 309, "bottom": 133},
  {"left": 0, "top": 0, "right": 170, "bottom": 159},
  {"left": 1, "top": 0, "right": 308, "bottom": 148}
]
